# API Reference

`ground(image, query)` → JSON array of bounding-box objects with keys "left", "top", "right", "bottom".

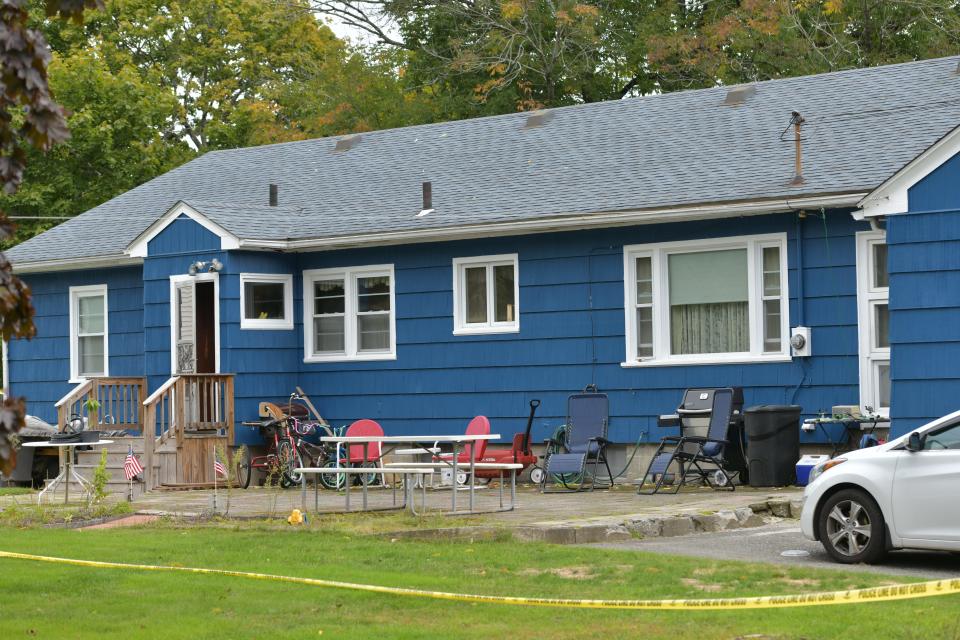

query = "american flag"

[
  {"left": 123, "top": 446, "right": 144, "bottom": 481},
  {"left": 213, "top": 451, "right": 227, "bottom": 478}
]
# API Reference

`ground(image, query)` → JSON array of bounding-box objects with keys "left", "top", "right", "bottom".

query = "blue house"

[{"left": 6, "top": 56, "right": 960, "bottom": 486}]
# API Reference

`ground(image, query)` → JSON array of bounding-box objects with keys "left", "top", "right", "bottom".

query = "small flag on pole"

[
  {"left": 124, "top": 446, "right": 144, "bottom": 481},
  {"left": 214, "top": 451, "right": 227, "bottom": 479}
]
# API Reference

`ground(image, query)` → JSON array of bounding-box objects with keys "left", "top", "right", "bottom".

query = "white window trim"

[
  {"left": 169, "top": 273, "right": 221, "bottom": 374},
  {"left": 856, "top": 231, "right": 890, "bottom": 417},
  {"left": 622, "top": 233, "right": 791, "bottom": 367},
  {"left": 69, "top": 284, "right": 109, "bottom": 383},
  {"left": 452, "top": 254, "right": 520, "bottom": 335},
  {"left": 303, "top": 264, "right": 397, "bottom": 363},
  {"left": 239, "top": 273, "right": 294, "bottom": 330}
]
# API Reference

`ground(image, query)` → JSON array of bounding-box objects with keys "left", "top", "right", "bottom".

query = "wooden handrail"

[
  {"left": 143, "top": 376, "right": 180, "bottom": 406},
  {"left": 55, "top": 379, "right": 93, "bottom": 409}
]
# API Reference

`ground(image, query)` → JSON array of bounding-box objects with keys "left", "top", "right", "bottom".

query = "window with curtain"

[
  {"left": 70, "top": 285, "right": 108, "bottom": 380},
  {"left": 668, "top": 249, "right": 749, "bottom": 355},
  {"left": 453, "top": 254, "right": 519, "bottom": 334},
  {"left": 304, "top": 266, "right": 395, "bottom": 361},
  {"left": 624, "top": 235, "right": 789, "bottom": 365}
]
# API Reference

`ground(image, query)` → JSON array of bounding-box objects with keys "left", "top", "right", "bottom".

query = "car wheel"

[{"left": 817, "top": 488, "right": 887, "bottom": 564}]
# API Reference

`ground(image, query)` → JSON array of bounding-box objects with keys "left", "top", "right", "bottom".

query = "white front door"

[
  {"left": 892, "top": 420, "right": 960, "bottom": 544},
  {"left": 855, "top": 231, "right": 890, "bottom": 415}
]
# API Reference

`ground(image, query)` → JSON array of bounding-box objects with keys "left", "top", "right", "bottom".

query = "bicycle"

[
  {"left": 235, "top": 411, "right": 301, "bottom": 489},
  {"left": 290, "top": 419, "right": 346, "bottom": 490}
]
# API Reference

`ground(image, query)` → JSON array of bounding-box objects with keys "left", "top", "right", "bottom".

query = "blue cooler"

[{"left": 795, "top": 454, "right": 829, "bottom": 486}]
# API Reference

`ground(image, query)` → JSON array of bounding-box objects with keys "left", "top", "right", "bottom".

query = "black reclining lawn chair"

[
  {"left": 541, "top": 387, "right": 614, "bottom": 492},
  {"left": 638, "top": 387, "right": 739, "bottom": 495}
]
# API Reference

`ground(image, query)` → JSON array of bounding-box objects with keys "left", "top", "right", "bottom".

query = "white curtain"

[{"left": 671, "top": 301, "right": 749, "bottom": 354}]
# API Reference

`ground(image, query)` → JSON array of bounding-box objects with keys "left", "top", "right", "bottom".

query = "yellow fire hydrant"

[{"left": 287, "top": 509, "right": 306, "bottom": 525}]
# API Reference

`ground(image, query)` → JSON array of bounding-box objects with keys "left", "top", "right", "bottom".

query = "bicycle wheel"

[
  {"left": 235, "top": 447, "right": 252, "bottom": 489},
  {"left": 319, "top": 459, "right": 346, "bottom": 490},
  {"left": 351, "top": 462, "right": 380, "bottom": 486},
  {"left": 277, "top": 440, "right": 302, "bottom": 488}
]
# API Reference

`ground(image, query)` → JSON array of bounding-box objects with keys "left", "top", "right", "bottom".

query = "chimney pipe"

[
  {"left": 269, "top": 183, "right": 278, "bottom": 206},
  {"left": 422, "top": 181, "right": 432, "bottom": 211},
  {"left": 789, "top": 112, "right": 805, "bottom": 186}
]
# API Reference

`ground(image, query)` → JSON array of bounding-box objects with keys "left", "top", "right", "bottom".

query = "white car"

[{"left": 801, "top": 409, "right": 960, "bottom": 564}]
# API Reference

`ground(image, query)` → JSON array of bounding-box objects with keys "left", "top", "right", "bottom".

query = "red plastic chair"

[
  {"left": 438, "top": 416, "right": 490, "bottom": 463},
  {"left": 345, "top": 419, "right": 384, "bottom": 463}
]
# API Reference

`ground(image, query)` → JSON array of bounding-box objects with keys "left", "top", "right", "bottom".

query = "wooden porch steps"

[{"left": 55, "top": 374, "right": 237, "bottom": 494}]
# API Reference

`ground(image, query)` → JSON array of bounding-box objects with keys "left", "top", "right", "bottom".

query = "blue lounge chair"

[
  {"left": 541, "top": 388, "right": 614, "bottom": 492},
  {"left": 638, "top": 387, "right": 739, "bottom": 494}
]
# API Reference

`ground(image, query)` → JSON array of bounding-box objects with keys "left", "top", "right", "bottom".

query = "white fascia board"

[
  {"left": 13, "top": 255, "right": 142, "bottom": 274},
  {"left": 238, "top": 192, "right": 866, "bottom": 253},
  {"left": 126, "top": 201, "right": 240, "bottom": 258},
  {"left": 857, "top": 124, "right": 960, "bottom": 219}
]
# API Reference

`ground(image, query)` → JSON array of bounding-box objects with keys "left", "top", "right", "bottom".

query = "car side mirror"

[{"left": 906, "top": 432, "right": 925, "bottom": 452}]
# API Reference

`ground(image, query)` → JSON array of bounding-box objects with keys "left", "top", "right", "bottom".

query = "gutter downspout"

[{"left": 795, "top": 213, "right": 805, "bottom": 327}]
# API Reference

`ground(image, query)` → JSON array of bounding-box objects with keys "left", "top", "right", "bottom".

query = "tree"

[
  {"left": 641, "top": 0, "right": 960, "bottom": 88},
  {"left": 1, "top": 48, "right": 191, "bottom": 246},
  {"left": 314, "top": 1, "right": 652, "bottom": 112},
  {"left": 44, "top": 0, "right": 349, "bottom": 150},
  {"left": 0, "top": 0, "right": 102, "bottom": 474},
  {"left": 315, "top": 0, "right": 960, "bottom": 113}
]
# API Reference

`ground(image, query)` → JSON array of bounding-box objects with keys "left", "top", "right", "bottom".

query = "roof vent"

[
  {"left": 723, "top": 85, "right": 756, "bottom": 106},
  {"left": 523, "top": 110, "right": 553, "bottom": 129},
  {"left": 334, "top": 134, "right": 362, "bottom": 152},
  {"left": 787, "top": 111, "right": 806, "bottom": 186},
  {"left": 269, "top": 183, "right": 278, "bottom": 207},
  {"left": 417, "top": 181, "right": 434, "bottom": 217},
  {"left": 954, "top": 60, "right": 960, "bottom": 75}
]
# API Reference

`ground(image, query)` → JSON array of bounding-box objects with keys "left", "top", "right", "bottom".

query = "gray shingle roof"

[{"left": 10, "top": 55, "right": 960, "bottom": 266}]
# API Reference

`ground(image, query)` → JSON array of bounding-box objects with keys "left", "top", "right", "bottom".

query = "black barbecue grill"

[{"left": 657, "top": 387, "right": 748, "bottom": 482}]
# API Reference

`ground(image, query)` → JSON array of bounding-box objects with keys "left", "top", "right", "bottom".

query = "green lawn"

[
  {"left": 0, "top": 522, "right": 957, "bottom": 639},
  {"left": 0, "top": 487, "right": 35, "bottom": 496}
]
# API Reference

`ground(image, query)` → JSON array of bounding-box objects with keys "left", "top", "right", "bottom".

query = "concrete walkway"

[{"left": 127, "top": 482, "right": 804, "bottom": 542}]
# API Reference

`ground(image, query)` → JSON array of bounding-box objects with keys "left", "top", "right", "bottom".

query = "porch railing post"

[
  {"left": 143, "top": 401, "right": 155, "bottom": 490},
  {"left": 225, "top": 375, "right": 235, "bottom": 446}
]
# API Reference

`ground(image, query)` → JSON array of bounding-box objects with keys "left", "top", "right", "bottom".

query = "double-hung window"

[
  {"left": 69, "top": 285, "right": 109, "bottom": 381},
  {"left": 623, "top": 234, "right": 789, "bottom": 366},
  {"left": 856, "top": 232, "right": 890, "bottom": 415},
  {"left": 452, "top": 254, "right": 519, "bottom": 334},
  {"left": 303, "top": 265, "right": 396, "bottom": 362},
  {"left": 240, "top": 273, "right": 293, "bottom": 330}
]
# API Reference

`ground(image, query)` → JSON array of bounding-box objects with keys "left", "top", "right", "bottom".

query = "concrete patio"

[{"left": 123, "top": 481, "right": 804, "bottom": 542}]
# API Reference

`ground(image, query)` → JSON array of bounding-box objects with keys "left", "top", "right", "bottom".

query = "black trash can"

[{"left": 743, "top": 405, "right": 802, "bottom": 487}]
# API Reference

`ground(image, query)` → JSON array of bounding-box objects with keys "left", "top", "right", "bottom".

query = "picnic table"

[
  {"left": 382, "top": 462, "right": 523, "bottom": 514},
  {"left": 317, "top": 433, "right": 501, "bottom": 514},
  {"left": 294, "top": 465, "right": 431, "bottom": 514}
]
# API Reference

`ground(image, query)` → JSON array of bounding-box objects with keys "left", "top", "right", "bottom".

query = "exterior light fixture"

[{"left": 187, "top": 259, "right": 223, "bottom": 275}]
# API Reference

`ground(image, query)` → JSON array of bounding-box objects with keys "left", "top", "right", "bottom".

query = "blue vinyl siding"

[
  {"left": 7, "top": 266, "right": 144, "bottom": 425},
  {"left": 907, "top": 151, "right": 960, "bottom": 213},
  {"left": 884, "top": 151, "right": 960, "bottom": 434},
  {"left": 220, "top": 252, "right": 300, "bottom": 446},
  {"left": 295, "top": 210, "right": 868, "bottom": 444},
  {"left": 7, "top": 208, "right": 872, "bottom": 445},
  {"left": 887, "top": 215, "right": 960, "bottom": 434},
  {"left": 147, "top": 214, "right": 221, "bottom": 256}
]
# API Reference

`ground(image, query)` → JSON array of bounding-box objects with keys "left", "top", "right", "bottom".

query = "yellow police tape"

[{"left": 1, "top": 549, "right": 958, "bottom": 610}]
